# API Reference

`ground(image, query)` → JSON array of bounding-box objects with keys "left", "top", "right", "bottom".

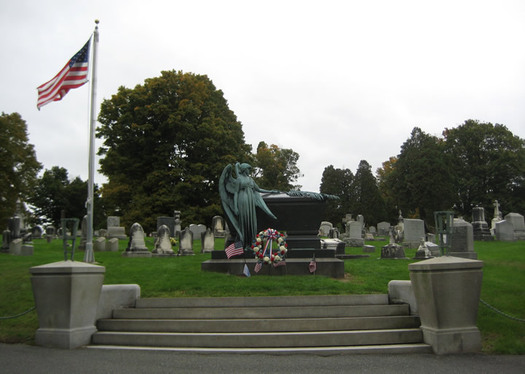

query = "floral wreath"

[{"left": 252, "top": 228, "right": 287, "bottom": 270}]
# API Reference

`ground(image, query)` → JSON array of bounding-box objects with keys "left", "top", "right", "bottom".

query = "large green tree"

[
  {"left": 0, "top": 112, "right": 41, "bottom": 226},
  {"left": 388, "top": 127, "right": 455, "bottom": 226},
  {"left": 319, "top": 165, "right": 353, "bottom": 227},
  {"left": 443, "top": 120, "right": 525, "bottom": 218},
  {"left": 349, "top": 160, "right": 387, "bottom": 226},
  {"left": 97, "top": 71, "right": 252, "bottom": 232},
  {"left": 253, "top": 141, "right": 301, "bottom": 191},
  {"left": 29, "top": 166, "right": 104, "bottom": 228}
]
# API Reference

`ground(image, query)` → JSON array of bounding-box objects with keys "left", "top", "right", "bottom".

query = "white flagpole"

[{"left": 84, "top": 20, "right": 99, "bottom": 263}]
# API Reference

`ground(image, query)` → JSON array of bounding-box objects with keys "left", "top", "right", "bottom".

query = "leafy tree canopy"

[
  {"left": 443, "top": 119, "right": 525, "bottom": 218},
  {"left": 0, "top": 112, "right": 41, "bottom": 226},
  {"left": 96, "top": 70, "right": 252, "bottom": 231},
  {"left": 253, "top": 141, "right": 301, "bottom": 191},
  {"left": 320, "top": 165, "right": 353, "bottom": 226},
  {"left": 349, "top": 160, "right": 387, "bottom": 226},
  {"left": 28, "top": 166, "right": 104, "bottom": 228}
]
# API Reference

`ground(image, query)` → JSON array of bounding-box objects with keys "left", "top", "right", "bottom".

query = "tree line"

[{"left": 2, "top": 71, "right": 524, "bottom": 233}]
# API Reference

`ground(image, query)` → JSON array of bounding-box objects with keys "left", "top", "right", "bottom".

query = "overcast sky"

[{"left": 2, "top": 0, "right": 524, "bottom": 192}]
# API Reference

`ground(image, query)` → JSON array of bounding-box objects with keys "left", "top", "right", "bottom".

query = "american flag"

[
  {"left": 225, "top": 241, "right": 244, "bottom": 259},
  {"left": 254, "top": 261, "right": 262, "bottom": 273},
  {"left": 37, "top": 38, "right": 91, "bottom": 109}
]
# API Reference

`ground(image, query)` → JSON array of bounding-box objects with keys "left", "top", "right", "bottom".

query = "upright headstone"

[
  {"left": 8, "top": 216, "right": 21, "bottom": 240},
  {"left": 178, "top": 227, "right": 194, "bottom": 255},
  {"left": 346, "top": 221, "right": 364, "bottom": 247},
  {"left": 45, "top": 226, "right": 55, "bottom": 243},
  {"left": 2, "top": 230, "right": 11, "bottom": 252},
  {"left": 377, "top": 222, "right": 391, "bottom": 237},
  {"left": 450, "top": 218, "right": 477, "bottom": 259},
  {"left": 495, "top": 220, "right": 516, "bottom": 241},
  {"left": 471, "top": 206, "right": 493, "bottom": 241},
  {"left": 153, "top": 224, "right": 175, "bottom": 255},
  {"left": 381, "top": 241, "right": 406, "bottom": 259},
  {"left": 504, "top": 213, "right": 525, "bottom": 240},
  {"left": 211, "top": 216, "right": 226, "bottom": 238},
  {"left": 189, "top": 224, "right": 207, "bottom": 241},
  {"left": 403, "top": 219, "right": 425, "bottom": 249},
  {"left": 174, "top": 211, "right": 182, "bottom": 236},
  {"left": 201, "top": 228, "right": 215, "bottom": 253},
  {"left": 94, "top": 237, "right": 106, "bottom": 252},
  {"left": 107, "top": 216, "right": 127, "bottom": 240},
  {"left": 157, "top": 217, "right": 175, "bottom": 237},
  {"left": 319, "top": 221, "right": 333, "bottom": 237},
  {"left": 31, "top": 226, "right": 43, "bottom": 239},
  {"left": 123, "top": 223, "right": 151, "bottom": 257},
  {"left": 108, "top": 237, "right": 119, "bottom": 252},
  {"left": 490, "top": 200, "right": 503, "bottom": 235}
]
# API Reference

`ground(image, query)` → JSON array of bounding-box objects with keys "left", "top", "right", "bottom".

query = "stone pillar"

[
  {"left": 409, "top": 256, "right": 483, "bottom": 355},
  {"left": 30, "top": 261, "right": 105, "bottom": 349}
]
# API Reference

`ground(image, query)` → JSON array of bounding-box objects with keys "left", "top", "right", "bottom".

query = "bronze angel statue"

[{"left": 219, "top": 162, "right": 280, "bottom": 251}]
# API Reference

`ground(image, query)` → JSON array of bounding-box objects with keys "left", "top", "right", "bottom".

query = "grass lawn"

[{"left": 0, "top": 236, "right": 523, "bottom": 354}]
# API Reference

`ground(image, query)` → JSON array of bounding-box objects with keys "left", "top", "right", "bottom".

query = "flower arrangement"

[{"left": 252, "top": 228, "right": 287, "bottom": 270}]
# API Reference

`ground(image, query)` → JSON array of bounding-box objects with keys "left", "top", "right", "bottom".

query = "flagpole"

[{"left": 84, "top": 20, "right": 99, "bottom": 263}]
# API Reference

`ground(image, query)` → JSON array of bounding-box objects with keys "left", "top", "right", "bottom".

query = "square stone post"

[
  {"left": 30, "top": 261, "right": 105, "bottom": 349},
  {"left": 409, "top": 256, "right": 483, "bottom": 354}
]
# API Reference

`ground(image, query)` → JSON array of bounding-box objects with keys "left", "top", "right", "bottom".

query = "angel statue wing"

[{"left": 219, "top": 163, "right": 243, "bottom": 242}]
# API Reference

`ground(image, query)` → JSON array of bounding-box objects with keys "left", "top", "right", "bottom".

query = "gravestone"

[
  {"left": 189, "top": 224, "right": 207, "bottom": 241},
  {"left": 369, "top": 226, "right": 377, "bottom": 235},
  {"left": 504, "top": 213, "right": 525, "bottom": 240},
  {"left": 157, "top": 217, "right": 175, "bottom": 237},
  {"left": 346, "top": 221, "right": 364, "bottom": 247},
  {"left": 381, "top": 241, "right": 406, "bottom": 259},
  {"left": 174, "top": 211, "right": 182, "bottom": 236},
  {"left": 9, "top": 238, "right": 22, "bottom": 255},
  {"left": 495, "top": 220, "right": 515, "bottom": 241},
  {"left": 94, "top": 237, "right": 106, "bottom": 251},
  {"left": 178, "top": 227, "right": 194, "bottom": 255},
  {"left": 107, "top": 238, "right": 119, "bottom": 252},
  {"left": 356, "top": 215, "right": 365, "bottom": 228},
  {"left": 107, "top": 216, "right": 127, "bottom": 240},
  {"left": 377, "top": 222, "right": 391, "bottom": 236},
  {"left": 123, "top": 223, "right": 151, "bottom": 257},
  {"left": 153, "top": 224, "right": 175, "bottom": 255},
  {"left": 212, "top": 216, "right": 226, "bottom": 238},
  {"left": 403, "top": 219, "right": 425, "bottom": 249},
  {"left": 363, "top": 245, "right": 375, "bottom": 253},
  {"left": 319, "top": 221, "right": 333, "bottom": 237},
  {"left": 2, "top": 230, "right": 11, "bottom": 252},
  {"left": 414, "top": 238, "right": 432, "bottom": 259},
  {"left": 491, "top": 200, "right": 503, "bottom": 235},
  {"left": 450, "top": 218, "right": 477, "bottom": 259},
  {"left": 31, "top": 226, "right": 43, "bottom": 239},
  {"left": 329, "top": 227, "right": 340, "bottom": 239},
  {"left": 471, "top": 206, "right": 493, "bottom": 241},
  {"left": 201, "top": 228, "right": 215, "bottom": 253},
  {"left": 45, "top": 226, "right": 55, "bottom": 243},
  {"left": 8, "top": 216, "right": 21, "bottom": 240}
]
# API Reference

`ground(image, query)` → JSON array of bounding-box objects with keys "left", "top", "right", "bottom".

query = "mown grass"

[{"left": 0, "top": 236, "right": 523, "bottom": 353}]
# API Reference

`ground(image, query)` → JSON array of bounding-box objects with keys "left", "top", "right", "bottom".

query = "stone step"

[
  {"left": 112, "top": 304, "right": 410, "bottom": 320},
  {"left": 97, "top": 315, "right": 421, "bottom": 333},
  {"left": 87, "top": 343, "right": 433, "bottom": 355},
  {"left": 92, "top": 328, "right": 424, "bottom": 348},
  {"left": 136, "top": 294, "right": 388, "bottom": 308}
]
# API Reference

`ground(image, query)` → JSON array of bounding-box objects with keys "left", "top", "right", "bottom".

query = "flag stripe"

[
  {"left": 37, "top": 39, "right": 91, "bottom": 109},
  {"left": 225, "top": 241, "right": 244, "bottom": 259}
]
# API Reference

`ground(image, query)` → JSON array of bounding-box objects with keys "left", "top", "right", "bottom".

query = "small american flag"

[
  {"left": 254, "top": 261, "right": 262, "bottom": 273},
  {"left": 37, "top": 38, "right": 91, "bottom": 109},
  {"left": 225, "top": 241, "right": 244, "bottom": 259}
]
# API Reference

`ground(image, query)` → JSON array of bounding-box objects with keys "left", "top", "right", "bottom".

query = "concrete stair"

[{"left": 90, "top": 294, "right": 432, "bottom": 354}]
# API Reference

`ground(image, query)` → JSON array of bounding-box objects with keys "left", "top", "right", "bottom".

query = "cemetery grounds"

[{"left": 0, "top": 237, "right": 523, "bottom": 354}]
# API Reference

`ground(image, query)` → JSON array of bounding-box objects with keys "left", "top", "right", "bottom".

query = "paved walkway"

[{"left": 1, "top": 344, "right": 524, "bottom": 373}]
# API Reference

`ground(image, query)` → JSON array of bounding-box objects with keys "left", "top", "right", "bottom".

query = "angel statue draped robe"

[{"left": 219, "top": 163, "right": 279, "bottom": 251}]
